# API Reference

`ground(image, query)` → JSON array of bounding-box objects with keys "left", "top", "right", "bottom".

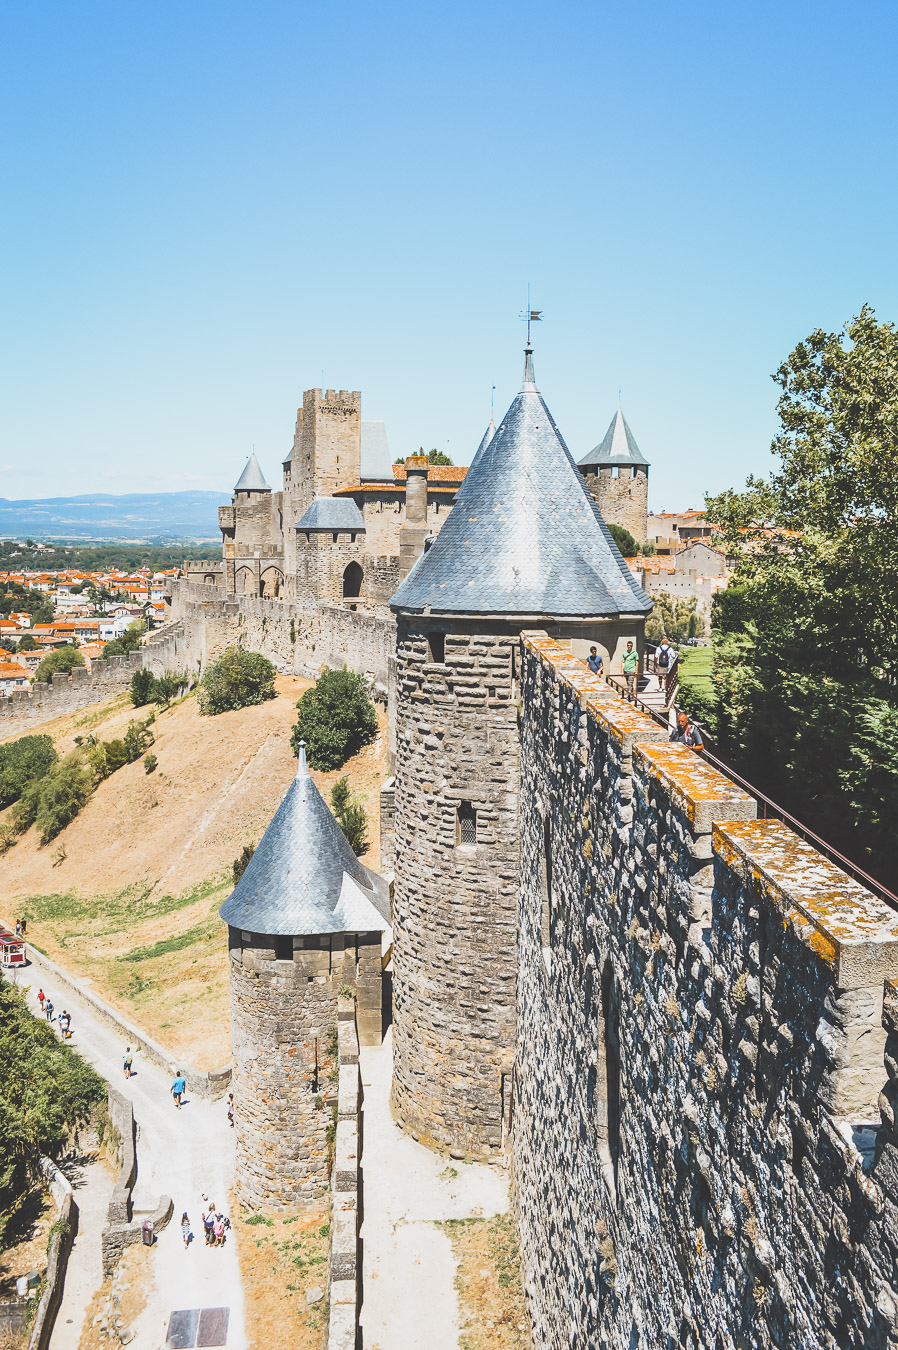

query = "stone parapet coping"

[
  {"left": 521, "top": 631, "right": 663, "bottom": 748},
  {"left": 634, "top": 741, "right": 756, "bottom": 835},
  {"left": 715, "top": 820, "right": 898, "bottom": 990}
]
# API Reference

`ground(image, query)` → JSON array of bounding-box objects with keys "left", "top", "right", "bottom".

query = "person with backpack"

[
  {"left": 123, "top": 1048, "right": 133, "bottom": 1079},
  {"left": 670, "top": 710, "right": 704, "bottom": 749},
  {"left": 655, "top": 636, "right": 676, "bottom": 690}
]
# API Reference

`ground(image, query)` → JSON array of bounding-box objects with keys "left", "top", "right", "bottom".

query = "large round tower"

[
  {"left": 387, "top": 348, "right": 653, "bottom": 1159},
  {"left": 577, "top": 404, "right": 650, "bottom": 544},
  {"left": 220, "top": 743, "right": 389, "bottom": 1210}
]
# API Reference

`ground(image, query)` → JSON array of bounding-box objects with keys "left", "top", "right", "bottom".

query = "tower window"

[
  {"left": 343, "top": 561, "right": 363, "bottom": 598},
  {"left": 427, "top": 631, "right": 445, "bottom": 664},
  {"left": 631, "top": 467, "right": 638, "bottom": 478},
  {"left": 276, "top": 936, "right": 293, "bottom": 961},
  {"left": 612, "top": 466, "right": 620, "bottom": 478},
  {"left": 456, "top": 801, "right": 477, "bottom": 846}
]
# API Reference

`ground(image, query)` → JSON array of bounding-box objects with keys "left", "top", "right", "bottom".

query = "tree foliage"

[
  {"left": 704, "top": 306, "right": 898, "bottom": 889},
  {"left": 0, "top": 735, "right": 57, "bottom": 809},
  {"left": 606, "top": 522, "right": 638, "bottom": 557},
  {"left": 0, "top": 974, "right": 105, "bottom": 1249},
  {"left": 31, "top": 755, "right": 94, "bottom": 843},
  {"left": 35, "top": 646, "right": 85, "bottom": 684},
  {"left": 197, "top": 647, "right": 277, "bottom": 716},
  {"left": 645, "top": 593, "right": 706, "bottom": 645},
  {"left": 102, "top": 621, "right": 145, "bottom": 660},
  {"left": 330, "top": 776, "right": 369, "bottom": 855},
  {"left": 232, "top": 842, "right": 256, "bottom": 884},
  {"left": 292, "top": 667, "right": 379, "bottom": 770},
  {"left": 130, "top": 668, "right": 188, "bottom": 708}
]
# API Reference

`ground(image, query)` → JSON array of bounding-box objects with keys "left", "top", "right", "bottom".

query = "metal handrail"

[{"left": 603, "top": 669, "right": 898, "bottom": 913}]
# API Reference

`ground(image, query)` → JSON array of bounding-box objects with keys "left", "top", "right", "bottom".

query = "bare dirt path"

[
  {"left": 49, "top": 1153, "right": 115, "bottom": 1350},
  {"left": 18, "top": 968, "right": 246, "bottom": 1350},
  {"left": 359, "top": 1032, "right": 510, "bottom": 1350}
]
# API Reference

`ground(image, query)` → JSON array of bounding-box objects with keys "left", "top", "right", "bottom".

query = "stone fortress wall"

[{"left": 514, "top": 632, "right": 898, "bottom": 1350}]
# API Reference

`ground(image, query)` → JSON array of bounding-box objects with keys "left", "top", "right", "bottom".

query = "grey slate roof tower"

[
  {"left": 387, "top": 347, "right": 654, "bottom": 1160},
  {"left": 577, "top": 402, "right": 651, "bottom": 545},
  {"left": 233, "top": 451, "right": 272, "bottom": 495},
  {"left": 221, "top": 743, "right": 388, "bottom": 1211}
]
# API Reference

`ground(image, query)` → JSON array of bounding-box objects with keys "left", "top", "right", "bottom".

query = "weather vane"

[{"left": 519, "top": 284, "right": 543, "bottom": 346}]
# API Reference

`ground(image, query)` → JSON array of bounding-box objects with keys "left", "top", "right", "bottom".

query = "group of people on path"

[
  {"left": 36, "top": 988, "right": 73, "bottom": 1038},
  {"left": 180, "top": 1198, "right": 231, "bottom": 1249},
  {"left": 583, "top": 636, "right": 703, "bottom": 748}
]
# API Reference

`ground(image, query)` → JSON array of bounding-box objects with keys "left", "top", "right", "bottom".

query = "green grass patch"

[
  {"left": 245, "top": 1214, "right": 274, "bottom": 1227},
  {"left": 678, "top": 647, "right": 713, "bottom": 684},
  {"left": 123, "top": 917, "right": 221, "bottom": 962},
  {"left": 19, "top": 873, "right": 231, "bottom": 938},
  {"left": 72, "top": 694, "right": 132, "bottom": 731}
]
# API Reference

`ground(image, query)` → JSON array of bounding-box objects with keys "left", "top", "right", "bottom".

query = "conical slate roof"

[
  {"left": 234, "top": 452, "right": 271, "bottom": 492},
  {"left": 472, "top": 416, "right": 495, "bottom": 463},
  {"left": 578, "top": 406, "right": 649, "bottom": 468},
  {"left": 219, "top": 743, "right": 388, "bottom": 937},
  {"left": 389, "top": 351, "right": 652, "bottom": 618},
  {"left": 295, "top": 498, "right": 366, "bottom": 533}
]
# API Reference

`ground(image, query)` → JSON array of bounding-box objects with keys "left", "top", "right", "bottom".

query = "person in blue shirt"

[
  {"left": 586, "top": 646, "right": 604, "bottom": 676},
  {"left": 171, "top": 1072, "right": 187, "bottom": 1109}
]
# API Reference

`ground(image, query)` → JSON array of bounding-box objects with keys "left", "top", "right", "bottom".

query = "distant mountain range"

[{"left": 0, "top": 491, "right": 230, "bottom": 541}]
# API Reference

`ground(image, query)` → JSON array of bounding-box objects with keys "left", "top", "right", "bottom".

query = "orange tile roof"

[
  {"left": 334, "top": 482, "right": 461, "bottom": 496},
  {"left": 0, "top": 663, "right": 30, "bottom": 679},
  {"left": 392, "top": 464, "right": 468, "bottom": 483}
]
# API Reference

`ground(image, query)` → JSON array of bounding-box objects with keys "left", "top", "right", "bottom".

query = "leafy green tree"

[
  {"left": 197, "top": 647, "right": 277, "bottom": 716},
  {"left": 427, "top": 448, "right": 453, "bottom": 466},
  {"left": 606, "top": 523, "right": 638, "bottom": 557},
  {"left": 0, "top": 735, "right": 57, "bottom": 809},
  {"left": 102, "top": 621, "right": 145, "bottom": 661},
  {"left": 0, "top": 974, "right": 105, "bottom": 1248},
  {"left": 232, "top": 842, "right": 256, "bottom": 883},
  {"left": 33, "top": 755, "right": 94, "bottom": 843},
  {"left": 130, "top": 669, "right": 155, "bottom": 707},
  {"left": 144, "top": 753, "right": 158, "bottom": 774},
  {"left": 330, "top": 776, "right": 368, "bottom": 855},
  {"left": 16, "top": 635, "right": 38, "bottom": 651},
  {"left": 35, "top": 646, "right": 86, "bottom": 684},
  {"left": 705, "top": 306, "right": 898, "bottom": 888},
  {"left": 644, "top": 593, "right": 705, "bottom": 645},
  {"left": 292, "top": 668, "right": 379, "bottom": 770}
]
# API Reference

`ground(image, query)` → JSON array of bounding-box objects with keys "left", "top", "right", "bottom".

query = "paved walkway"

[
  {"left": 51, "top": 1151, "right": 115, "bottom": 1349},
  {"left": 13, "top": 965, "right": 245, "bottom": 1350},
  {"left": 359, "top": 1031, "right": 509, "bottom": 1350}
]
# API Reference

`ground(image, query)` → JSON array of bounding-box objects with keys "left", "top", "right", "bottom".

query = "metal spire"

[{"left": 296, "top": 739, "right": 308, "bottom": 778}]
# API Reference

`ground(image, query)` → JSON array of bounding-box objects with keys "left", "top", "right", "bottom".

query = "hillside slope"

[
  {"left": 0, "top": 489, "right": 228, "bottom": 540},
  {"left": 0, "top": 678, "right": 389, "bottom": 1066}
]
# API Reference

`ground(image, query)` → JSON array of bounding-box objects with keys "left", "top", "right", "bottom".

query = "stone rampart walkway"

[{"left": 359, "top": 1031, "right": 509, "bottom": 1350}]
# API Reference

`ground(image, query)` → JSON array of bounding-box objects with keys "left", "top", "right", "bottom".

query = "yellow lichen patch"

[
  {"left": 633, "top": 742, "right": 754, "bottom": 830},
  {"left": 715, "top": 819, "right": 898, "bottom": 984},
  {"left": 521, "top": 631, "right": 661, "bottom": 747}
]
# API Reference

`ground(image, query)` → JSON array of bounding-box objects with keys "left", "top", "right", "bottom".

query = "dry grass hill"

[{"left": 0, "top": 676, "right": 389, "bottom": 1068}]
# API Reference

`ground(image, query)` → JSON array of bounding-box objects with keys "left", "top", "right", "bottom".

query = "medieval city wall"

[
  {"left": 514, "top": 633, "right": 898, "bottom": 1350},
  {"left": 168, "top": 579, "right": 395, "bottom": 692}
]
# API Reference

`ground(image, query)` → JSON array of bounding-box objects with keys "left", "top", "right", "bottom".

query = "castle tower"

[
  {"left": 295, "top": 389, "right": 362, "bottom": 507},
  {"left": 397, "top": 453, "right": 431, "bottom": 579},
  {"left": 388, "top": 348, "right": 652, "bottom": 1158},
  {"left": 220, "top": 743, "right": 389, "bottom": 1210},
  {"left": 232, "top": 452, "right": 272, "bottom": 502},
  {"left": 577, "top": 404, "right": 650, "bottom": 543}
]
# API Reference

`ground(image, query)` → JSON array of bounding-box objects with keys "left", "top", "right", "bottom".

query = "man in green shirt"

[{"left": 623, "top": 641, "right": 639, "bottom": 693}]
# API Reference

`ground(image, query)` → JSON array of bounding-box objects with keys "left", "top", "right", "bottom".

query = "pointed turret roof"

[
  {"left": 219, "top": 743, "right": 389, "bottom": 936},
  {"left": 578, "top": 406, "right": 649, "bottom": 469},
  {"left": 389, "top": 350, "right": 652, "bottom": 618},
  {"left": 472, "top": 415, "right": 495, "bottom": 463},
  {"left": 234, "top": 452, "right": 271, "bottom": 493}
]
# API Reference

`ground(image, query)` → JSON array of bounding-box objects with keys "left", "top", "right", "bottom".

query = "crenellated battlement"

[{"left": 514, "top": 630, "right": 898, "bottom": 1350}]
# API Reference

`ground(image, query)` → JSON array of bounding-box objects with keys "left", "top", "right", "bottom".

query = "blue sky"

[{"left": 2, "top": 0, "right": 897, "bottom": 510}]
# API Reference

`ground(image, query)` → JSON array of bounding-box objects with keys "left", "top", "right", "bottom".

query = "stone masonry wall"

[
  {"left": 228, "top": 928, "right": 381, "bottom": 1211},
  {"left": 167, "top": 579, "right": 395, "bottom": 693},
  {"left": 582, "top": 465, "right": 648, "bottom": 543},
  {"left": 514, "top": 632, "right": 898, "bottom": 1350},
  {"left": 390, "top": 618, "right": 522, "bottom": 1157}
]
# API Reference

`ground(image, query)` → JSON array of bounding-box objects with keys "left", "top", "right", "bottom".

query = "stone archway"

[
  {"left": 260, "top": 567, "right": 284, "bottom": 599},
  {"left": 342, "top": 561, "right": 363, "bottom": 600},
  {"left": 235, "top": 568, "right": 255, "bottom": 596}
]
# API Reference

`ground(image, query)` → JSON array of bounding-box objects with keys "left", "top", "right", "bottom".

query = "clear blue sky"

[{"left": 2, "top": 0, "right": 897, "bottom": 510}]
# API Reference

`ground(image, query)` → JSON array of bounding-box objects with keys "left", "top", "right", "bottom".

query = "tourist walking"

[
  {"left": 213, "top": 1213, "right": 225, "bottom": 1247},
  {"left": 171, "top": 1070, "right": 186, "bottom": 1109},
  {"left": 181, "top": 1212, "right": 192, "bottom": 1248},
  {"left": 203, "top": 1207, "right": 215, "bottom": 1246},
  {"left": 227, "top": 1093, "right": 235, "bottom": 1128},
  {"left": 15, "top": 919, "right": 21, "bottom": 939},
  {"left": 59, "top": 1010, "right": 72, "bottom": 1039},
  {"left": 37, "top": 988, "right": 45, "bottom": 1013},
  {"left": 655, "top": 636, "right": 676, "bottom": 691},
  {"left": 45, "top": 999, "right": 54, "bottom": 1022},
  {"left": 670, "top": 710, "right": 703, "bottom": 749},
  {"left": 586, "top": 646, "right": 604, "bottom": 676},
  {"left": 623, "top": 641, "right": 639, "bottom": 693},
  {"left": 123, "top": 1047, "right": 133, "bottom": 1079}
]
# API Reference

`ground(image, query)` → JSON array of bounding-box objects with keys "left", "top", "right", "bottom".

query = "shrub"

[
  {"left": 144, "top": 753, "right": 158, "bottom": 774},
  {"left": 197, "top": 647, "right": 277, "bottom": 716},
  {"left": 330, "top": 776, "right": 368, "bottom": 855},
  {"left": 0, "top": 974, "right": 105, "bottom": 1248},
  {"left": 233, "top": 843, "right": 256, "bottom": 883},
  {"left": 33, "top": 755, "right": 94, "bottom": 844},
  {"left": 34, "top": 647, "right": 85, "bottom": 684},
  {"left": 292, "top": 667, "right": 378, "bottom": 770},
  {"left": 130, "top": 669, "right": 155, "bottom": 706},
  {"left": 607, "top": 523, "right": 638, "bottom": 557},
  {"left": 0, "top": 734, "right": 57, "bottom": 808}
]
